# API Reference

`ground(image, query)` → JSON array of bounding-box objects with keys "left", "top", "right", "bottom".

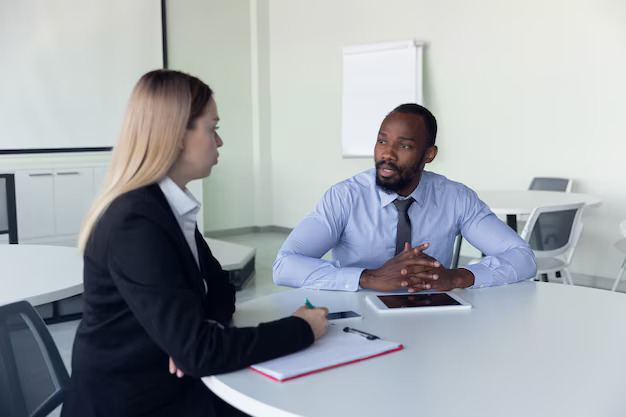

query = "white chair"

[
  {"left": 611, "top": 220, "right": 626, "bottom": 292},
  {"left": 520, "top": 203, "right": 585, "bottom": 285},
  {"left": 516, "top": 177, "right": 574, "bottom": 227}
]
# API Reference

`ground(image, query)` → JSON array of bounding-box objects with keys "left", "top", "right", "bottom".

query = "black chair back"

[
  {"left": 528, "top": 209, "right": 578, "bottom": 252},
  {"left": 0, "top": 300, "right": 69, "bottom": 417}
]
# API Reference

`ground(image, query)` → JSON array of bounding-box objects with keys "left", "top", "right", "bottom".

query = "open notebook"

[{"left": 250, "top": 324, "right": 403, "bottom": 382}]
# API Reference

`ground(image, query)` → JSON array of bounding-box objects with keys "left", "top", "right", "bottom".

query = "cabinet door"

[
  {"left": 15, "top": 170, "right": 55, "bottom": 239},
  {"left": 54, "top": 168, "right": 94, "bottom": 235},
  {"left": 92, "top": 165, "right": 108, "bottom": 198}
]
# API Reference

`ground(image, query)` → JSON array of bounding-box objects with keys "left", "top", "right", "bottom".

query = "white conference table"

[
  {"left": 477, "top": 190, "right": 602, "bottom": 231},
  {"left": 0, "top": 245, "right": 83, "bottom": 307},
  {"left": 205, "top": 283, "right": 626, "bottom": 417}
]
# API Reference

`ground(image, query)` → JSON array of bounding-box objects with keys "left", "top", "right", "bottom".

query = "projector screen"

[{"left": 0, "top": 0, "right": 163, "bottom": 153}]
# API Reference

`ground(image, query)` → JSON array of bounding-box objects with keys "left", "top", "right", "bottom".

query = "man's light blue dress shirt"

[{"left": 273, "top": 169, "right": 536, "bottom": 291}]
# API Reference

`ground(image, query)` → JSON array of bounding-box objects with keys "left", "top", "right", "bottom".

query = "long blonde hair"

[{"left": 78, "top": 70, "right": 212, "bottom": 252}]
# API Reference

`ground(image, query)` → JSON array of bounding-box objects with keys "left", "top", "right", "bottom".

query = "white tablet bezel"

[{"left": 366, "top": 292, "right": 472, "bottom": 313}]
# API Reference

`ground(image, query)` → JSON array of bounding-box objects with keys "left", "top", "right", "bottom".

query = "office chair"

[
  {"left": 520, "top": 203, "right": 585, "bottom": 285},
  {"left": 528, "top": 177, "right": 573, "bottom": 192},
  {"left": 450, "top": 234, "right": 462, "bottom": 269},
  {"left": 526, "top": 177, "right": 575, "bottom": 281},
  {"left": 0, "top": 300, "right": 70, "bottom": 417}
]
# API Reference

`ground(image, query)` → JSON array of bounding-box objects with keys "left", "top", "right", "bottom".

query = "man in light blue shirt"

[{"left": 273, "top": 103, "right": 536, "bottom": 292}]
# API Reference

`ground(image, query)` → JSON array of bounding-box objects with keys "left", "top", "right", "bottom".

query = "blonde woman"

[{"left": 61, "top": 70, "right": 328, "bottom": 417}]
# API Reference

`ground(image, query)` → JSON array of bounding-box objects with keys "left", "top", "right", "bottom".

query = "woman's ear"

[{"left": 179, "top": 131, "right": 188, "bottom": 150}]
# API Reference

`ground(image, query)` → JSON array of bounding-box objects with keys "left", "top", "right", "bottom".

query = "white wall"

[
  {"left": 255, "top": 0, "right": 274, "bottom": 227},
  {"left": 3, "top": 0, "right": 624, "bottom": 279},
  {"left": 167, "top": 0, "right": 261, "bottom": 231},
  {"left": 263, "top": 0, "right": 626, "bottom": 279},
  {"left": 2, "top": 1, "right": 260, "bottom": 237},
  {"left": 160, "top": 0, "right": 626, "bottom": 280}
]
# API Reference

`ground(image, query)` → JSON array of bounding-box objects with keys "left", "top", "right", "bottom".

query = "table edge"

[{"left": 205, "top": 375, "right": 302, "bottom": 417}]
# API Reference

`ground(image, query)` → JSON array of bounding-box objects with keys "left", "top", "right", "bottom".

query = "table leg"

[
  {"left": 506, "top": 214, "right": 518, "bottom": 232},
  {"left": 6, "top": 174, "right": 18, "bottom": 244}
]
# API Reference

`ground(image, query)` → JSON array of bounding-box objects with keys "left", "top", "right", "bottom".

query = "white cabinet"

[
  {"left": 14, "top": 165, "right": 106, "bottom": 243},
  {"left": 15, "top": 170, "right": 55, "bottom": 239},
  {"left": 12, "top": 163, "right": 204, "bottom": 245},
  {"left": 93, "top": 166, "right": 108, "bottom": 197},
  {"left": 54, "top": 168, "right": 94, "bottom": 235}
]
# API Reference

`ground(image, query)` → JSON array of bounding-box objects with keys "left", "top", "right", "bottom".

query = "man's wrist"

[
  {"left": 359, "top": 269, "right": 373, "bottom": 289},
  {"left": 455, "top": 268, "right": 475, "bottom": 288}
]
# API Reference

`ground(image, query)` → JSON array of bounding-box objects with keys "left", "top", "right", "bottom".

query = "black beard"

[{"left": 375, "top": 156, "right": 424, "bottom": 194}]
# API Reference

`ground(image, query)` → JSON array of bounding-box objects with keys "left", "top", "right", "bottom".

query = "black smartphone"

[{"left": 327, "top": 311, "right": 362, "bottom": 320}]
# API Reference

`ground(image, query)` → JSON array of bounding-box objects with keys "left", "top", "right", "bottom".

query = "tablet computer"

[{"left": 366, "top": 292, "right": 471, "bottom": 313}]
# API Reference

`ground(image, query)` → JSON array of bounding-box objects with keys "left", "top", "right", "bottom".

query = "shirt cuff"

[
  {"left": 461, "top": 263, "right": 492, "bottom": 289},
  {"left": 335, "top": 267, "right": 365, "bottom": 291}
]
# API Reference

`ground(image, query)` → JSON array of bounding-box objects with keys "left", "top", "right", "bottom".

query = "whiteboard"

[
  {"left": 0, "top": 0, "right": 163, "bottom": 152},
  {"left": 341, "top": 40, "right": 423, "bottom": 158}
]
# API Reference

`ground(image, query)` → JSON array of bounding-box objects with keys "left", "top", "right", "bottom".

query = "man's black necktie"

[{"left": 393, "top": 198, "right": 415, "bottom": 256}]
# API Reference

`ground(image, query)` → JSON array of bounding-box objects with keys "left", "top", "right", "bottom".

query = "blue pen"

[{"left": 305, "top": 298, "right": 315, "bottom": 309}]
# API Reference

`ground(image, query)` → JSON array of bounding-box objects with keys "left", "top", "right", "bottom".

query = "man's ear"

[{"left": 424, "top": 145, "right": 438, "bottom": 164}]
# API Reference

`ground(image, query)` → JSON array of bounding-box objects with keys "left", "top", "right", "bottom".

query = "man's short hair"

[{"left": 391, "top": 103, "right": 437, "bottom": 147}]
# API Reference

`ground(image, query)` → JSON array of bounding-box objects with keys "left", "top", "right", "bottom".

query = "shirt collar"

[
  {"left": 158, "top": 176, "right": 201, "bottom": 218},
  {"left": 377, "top": 171, "right": 430, "bottom": 209}
]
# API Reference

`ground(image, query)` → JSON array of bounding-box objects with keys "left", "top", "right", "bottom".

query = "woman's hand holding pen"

[
  {"left": 293, "top": 306, "right": 329, "bottom": 340},
  {"left": 169, "top": 304, "right": 329, "bottom": 377}
]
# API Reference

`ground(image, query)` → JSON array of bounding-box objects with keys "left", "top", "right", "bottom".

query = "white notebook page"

[{"left": 251, "top": 324, "right": 402, "bottom": 381}]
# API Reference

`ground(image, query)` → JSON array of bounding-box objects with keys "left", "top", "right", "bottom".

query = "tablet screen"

[{"left": 378, "top": 293, "right": 461, "bottom": 308}]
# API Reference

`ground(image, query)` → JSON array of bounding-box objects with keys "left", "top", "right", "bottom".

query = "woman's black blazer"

[{"left": 61, "top": 184, "right": 313, "bottom": 417}]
